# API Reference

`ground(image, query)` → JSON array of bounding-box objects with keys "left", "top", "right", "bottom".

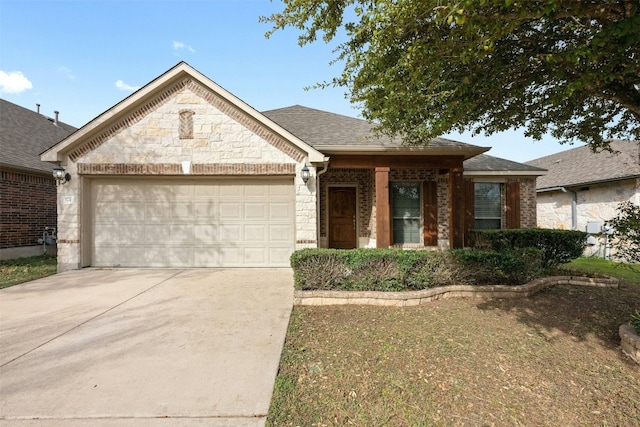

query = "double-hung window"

[
  {"left": 474, "top": 182, "right": 503, "bottom": 229},
  {"left": 391, "top": 182, "right": 421, "bottom": 244}
]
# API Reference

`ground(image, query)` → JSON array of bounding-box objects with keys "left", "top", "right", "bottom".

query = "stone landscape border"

[{"left": 294, "top": 276, "right": 619, "bottom": 307}]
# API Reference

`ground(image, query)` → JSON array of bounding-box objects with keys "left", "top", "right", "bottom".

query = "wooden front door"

[{"left": 328, "top": 187, "right": 357, "bottom": 249}]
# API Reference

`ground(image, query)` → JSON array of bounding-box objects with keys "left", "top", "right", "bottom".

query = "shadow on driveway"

[{"left": 0, "top": 268, "right": 294, "bottom": 426}]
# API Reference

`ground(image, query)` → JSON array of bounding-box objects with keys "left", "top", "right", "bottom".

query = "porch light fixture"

[
  {"left": 300, "top": 165, "right": 311, "bottom": 184},
  {"left": 53, "top": 166, "right": 71, "bottom": 185}
]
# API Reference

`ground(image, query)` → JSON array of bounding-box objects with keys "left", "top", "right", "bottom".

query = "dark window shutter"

[
  {"left": 505, "top": 181, "right": 521, "bottom": 229},
  {"left": 423, "top": 180, "right": 438, "bottom": 246},
  {"left": 464, "top": 179, "right": 475, "bottom": 245}
]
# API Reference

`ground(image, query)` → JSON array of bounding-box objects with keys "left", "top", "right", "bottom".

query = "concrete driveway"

[{"left": 0, "top": 268, "right": 294, "bottom": 426}]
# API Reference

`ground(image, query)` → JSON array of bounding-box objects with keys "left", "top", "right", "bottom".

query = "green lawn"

[
  {"left": 562, "top": 257, "right": 640, "bottom": 285},
  {"left": 0, "top": 255, "right": 57, "bottom": 289}
]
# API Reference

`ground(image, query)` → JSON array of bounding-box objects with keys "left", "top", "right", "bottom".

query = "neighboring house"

[
  {"left": 526, "top": 140, "right": 640, "bottom": 256},
  {"left": 41, "top": 62, "right": 545, "bottom": 272},
  {"left": 0, "top": 99, "right": 77, "bottom": 260}
]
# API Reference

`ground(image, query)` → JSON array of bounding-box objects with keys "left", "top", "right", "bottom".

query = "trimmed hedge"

[
  {"left": 470, "top": 228, "right": 587, "bottom": 268},
  {"left": 290, "top": 248, "right": 544, "bottom": 291}
]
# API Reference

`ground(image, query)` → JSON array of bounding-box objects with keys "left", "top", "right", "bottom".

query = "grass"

[
  {"left": 268, "top": 258, "right": 640, "bottom": 426},
  {"left": 562, "top": 257, "right": 640, "bottom": 285},
  {"left": 0, "top": 254, "right": 57, "bottom": 289}
]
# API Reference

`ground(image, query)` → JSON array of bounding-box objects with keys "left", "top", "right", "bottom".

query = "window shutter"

[
  {"left": 505, "top": 181, "right": 521, "bottom": 229},
  {"left": 464, "top": 179, "right": 475, "bottom": 244},
  {"left": 423, "top": 180, "right": 438, "bottom": 246}
]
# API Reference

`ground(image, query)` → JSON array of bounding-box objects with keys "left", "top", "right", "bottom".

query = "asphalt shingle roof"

[
  {"left": 262, "top": 105, "right": 487, "bottom": 153},
  {"left": 262, "top": 105, "right": 544, "bottom": 173},
  {"left": 1, "top": 99, "right": 77, "bottom": 174},
  {"left": 464, "top": 153, "right": 546, "bottom": 173},
  {"left": 525, "top": 140, "right": 640, "bottom": 190}
]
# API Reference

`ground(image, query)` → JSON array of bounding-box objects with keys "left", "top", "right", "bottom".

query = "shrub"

[
  {"left": 606, "top": 201, "right": 640, "bottom": 264},
  {"left": 289, "top": 248, "right": 544, "bottom": 291},
  {"left": 290, "top": 249, "right": 350, "bottom": 290},
  {"left": 470, "top": 228, "right": 587, "bottom": 268},
  {"left": 450, "top": 247, "right": 544, "bottom": 286}
]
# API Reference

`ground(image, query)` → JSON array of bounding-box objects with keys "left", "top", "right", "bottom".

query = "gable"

[
  {"left": 76, "top": 79, "right": 304, "bottom": 165},
  {"left": 42, "top": 62, "right": 326, "bottom": 165},
  {"left": 72, "top": 78, "right": 304, "bottom": 165}
]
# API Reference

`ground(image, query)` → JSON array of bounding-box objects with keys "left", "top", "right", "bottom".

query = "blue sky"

[{"left": 0, "top": 0, "right": 582, "bottom": 162}]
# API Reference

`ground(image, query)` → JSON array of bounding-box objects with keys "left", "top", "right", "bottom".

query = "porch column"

[
  {"left": 449, "top": 167, "right": 465, "bottom": 248},
  {"left": 375, "top": 167, "right": 391, "bottom": 248}
]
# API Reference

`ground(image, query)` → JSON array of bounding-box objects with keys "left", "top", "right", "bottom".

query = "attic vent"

[{"left": 179, "top": 110, "right": 194, "bottom": 139}]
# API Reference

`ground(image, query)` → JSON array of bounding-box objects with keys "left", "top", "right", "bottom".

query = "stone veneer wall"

[
  {"left": 55, "top": 82, "right": 316, "bottom": 271},
  {"left": 537, "top": 178, "right": 639, "bottom": 230}
]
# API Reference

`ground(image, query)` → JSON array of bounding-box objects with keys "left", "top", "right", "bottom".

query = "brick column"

[
  {"left": 449, "top": 167, "right": 465, "bottom": 248},
  {"left": 375, "top": 167, "right": 391, "bottom": 248}
]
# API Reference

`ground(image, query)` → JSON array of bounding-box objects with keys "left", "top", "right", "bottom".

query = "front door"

[{"left": 328, "top": 187, "right": 357, "bottom": 249}]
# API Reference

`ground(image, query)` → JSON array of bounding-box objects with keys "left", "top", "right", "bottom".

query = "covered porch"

[{"left": 316, "top": 154, "right": 468, "bottom": 250}]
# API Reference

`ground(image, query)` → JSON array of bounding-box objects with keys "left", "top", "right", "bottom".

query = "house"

[
  {"left": 0, "top": 99, "right": 77, "bottom": 260},
  {"left": 41, "top": 62, "right": 545, "bottom": 272},
  {"left": 526, "top": 140, "right": 640, "bottom": 234}
]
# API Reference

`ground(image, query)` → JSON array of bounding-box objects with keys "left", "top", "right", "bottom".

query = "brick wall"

[
  {"left": 319, "top": 168, "right": 374, "bottom": 239},
  {"left": 319, "top": 168, "right": 444, "bottom": 244},
  {"left": 0, "top": 168, "right": 57, "bottom": 249},
  {"left": 514, "top": 177, "right": 538, "bottom": 228}
]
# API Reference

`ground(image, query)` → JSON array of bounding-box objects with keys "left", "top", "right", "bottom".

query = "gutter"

[
  {"left": 314, "top": 158, "right": 330, "bottom": 248},
  {"left": 464, "top": 170, "right": 546, "bottom": 177}
]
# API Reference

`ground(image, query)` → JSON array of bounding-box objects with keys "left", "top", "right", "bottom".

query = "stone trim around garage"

[{"left": 294, "top": 276, "right": 619, "bottom": 306}]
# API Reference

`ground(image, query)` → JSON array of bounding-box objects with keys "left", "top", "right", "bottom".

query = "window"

[
  {"left": 474, "top": 182, "right": 503, "bottom": 229},
  {"left": 391, "top": 182, "right": 421, "bottom": 244}
]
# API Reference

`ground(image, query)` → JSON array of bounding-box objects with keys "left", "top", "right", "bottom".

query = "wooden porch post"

[
  {"left": 449, "top": 167, "right": 465, "bottom": 248},
  {"left": 375, "top": 167, "right": 391, "bottom": 248}
]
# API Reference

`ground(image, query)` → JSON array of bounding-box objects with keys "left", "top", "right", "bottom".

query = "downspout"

[
  {"left": 560, "top": 187, "right": 578, "bottom": 230},
  {"left": 315, "top": 159, "right": 330, "bottom": 248}
]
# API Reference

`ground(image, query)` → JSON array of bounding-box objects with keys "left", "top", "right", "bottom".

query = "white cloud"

[
  {"left": 0, "top": 70, "right": 33, "bottom": 94},
  {"left": 115, "top": 79, "right": 141, "bottom": 92},
  {"left": 57, "top": 66, "right": 75, "bottom": 80},
  {"left": 172, "top": 40, "right": 195, "bottom": 53}
]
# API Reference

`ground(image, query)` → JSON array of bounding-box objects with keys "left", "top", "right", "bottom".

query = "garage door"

[{"left": 91, "top": 178, "right": 294, "bottom": 267}]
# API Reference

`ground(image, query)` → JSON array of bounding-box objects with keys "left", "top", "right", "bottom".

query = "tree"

[
  {"left": 262, "top": 0, "right": 640, "bottom": 150},
  {"left": 607, "top": 201, "right": 640, "bottom": 265}
]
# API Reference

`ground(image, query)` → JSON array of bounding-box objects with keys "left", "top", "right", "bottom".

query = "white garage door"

[{"left": 91, "top": 178, "right": 295, "bottom": 267}]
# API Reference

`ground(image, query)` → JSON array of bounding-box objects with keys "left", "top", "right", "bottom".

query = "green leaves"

[
  {"left": 606, "top": 201, "right": 640, "bottom": 264},
  {"left": 263, "top": 0, "right": 640, "bottom": 149}
]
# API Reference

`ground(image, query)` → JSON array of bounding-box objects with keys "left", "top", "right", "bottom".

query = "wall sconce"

[
  {"left": 53, "top": 166, "right": 71, "bottom": 185},
  {"left": 300, "top": 165, "right": 310, "bottom": 184}
]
